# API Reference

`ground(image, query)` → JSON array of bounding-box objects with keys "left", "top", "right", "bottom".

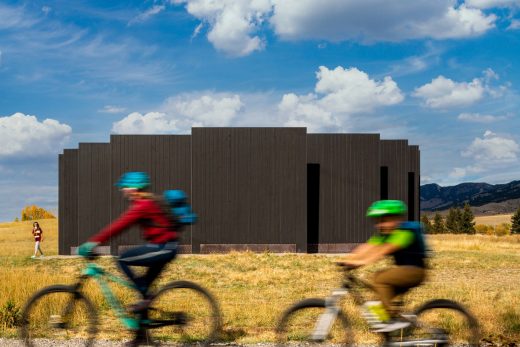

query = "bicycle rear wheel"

[
  {"left": 19, "top": 285, "right": 98, "bottom": 347},
  {"left": 147, "top": 280, "right": 221, "bottom": 345},
  {"left": 276, "top": 298, "right": 352, "bottom": 346},
  {"left": 389, "top": 299, "right": 480, "bottom": 347}
]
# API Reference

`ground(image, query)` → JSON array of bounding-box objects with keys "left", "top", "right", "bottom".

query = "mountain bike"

[
  {"left": 19, "top": 252, "right": 222, "bottom": 346},
  {"left": 276, "top": 263, "right": 480, "bottom": 346}
]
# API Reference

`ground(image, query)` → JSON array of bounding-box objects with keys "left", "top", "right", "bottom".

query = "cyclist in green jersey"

[{"left": 342, "top": 200, "right": 428, "bottom": 332}]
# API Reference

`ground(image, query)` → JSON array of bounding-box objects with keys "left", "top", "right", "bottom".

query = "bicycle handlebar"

[
  {"left": 335, "top": 262, "right": 360, "bottom": 270},
  {"left": 80, "top": 251, "right": 100, "bottom": 261}
]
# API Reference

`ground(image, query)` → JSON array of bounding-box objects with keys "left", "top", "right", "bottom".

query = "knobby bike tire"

[
  {"left": 276, "top": 298, "right": 352, "bottom": 346},
  {"left": 147, "top": 280, "right": 222, "bottom": 345},
  {"left": 19, "top": 285, "right": 98, "bottom": 347},
  {"left": 402, "top": 299, "right": 480, "bottom": 347}
]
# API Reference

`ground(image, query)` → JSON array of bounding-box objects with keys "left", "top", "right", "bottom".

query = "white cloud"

[
  {"left": 112, "top": 93, "right": 244, "bottom": 134},
  {"left": 163, "top": 93, "right": 243, "bottom": 126},
  {"left": 173, "top": 1, "right": 495, "bottom": 56},
  {"left": 457, "top": 112, "right": 506, "bottom": 123},
  {"left": 0, "top": 113, "right": 71, "bottom": 158},
  {"left": 280, "top": 93, "right": 339, "bottom": 132},
  {"left": 420, "top": 175, "right": 434, "bottom": 184},
  {"left": 0, "top": 3, "right": 37, "bottom": 29},
  {"left": 280, "top": 66, "right": 404, "bottom": 132},
  {"left": 466, "top": 0, "right": 520, "bottom": 9},
  {"left": 41, "top": 6, "right": 52, "bottom": 16},
  {"left": 99, "top": 105, "right": 127, "bottom": 114},
  {"left": 172, "top": 0, "right": 272, "bottom": 57},
  {"left": 112, "top": 66, "right": 403, "bottom": 134},
  {"left": 270, "top": 1, "right": 495, "bottom": 42},
  {"left": 451, "top": 131, "right": 519, "bottom": 178},
  {"left": 112, "top": 112, "right": 178, "bottom": 134},
  {"left": 449, "top": 167, "right": 470, "bottom": 178},
  {"left": 463, "top": 130, "right": 519, "bottom": 162},
  {"left": 128, "top": 5, "right": 166, "bottom": 25},
  {"left": 414, "top": 75, "right": 485, "bottom": 108},
  {"left": 508, "top": 19, "right": 520, "bottom": 30}
]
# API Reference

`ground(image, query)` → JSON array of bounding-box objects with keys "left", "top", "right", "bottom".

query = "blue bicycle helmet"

[{"left": 115, "top": 172, "right": 150, "bottom": 190}]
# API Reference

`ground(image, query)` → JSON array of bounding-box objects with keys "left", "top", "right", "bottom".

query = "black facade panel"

[
  {"left": 380, "top": 140, "right": 409, "bottom": 203},
  {"left": 62, "top": 149, "right": 78, "bottom": 254},
  {"left": 77, "top": 143, "right": 111, "bottom": 245},
  {"left": 191, "top": 128, "right": 307, "bottom": 252},
  {"left": 307, "top": 134, "right": 380, "bottom": 244},
  {"left": 58, "top": 154, "right": 64, "bottom": 255},
  {"left": 380, "top": 166, "right": 389, "bottom": 199},
  {"left": 409, "top": 145, "right": 420, "bottom": 221},
  {"left": 59, "top": 128, "right": 419, "bottom": 253},
  {"left": 110, "top": 135, "right": 192, "bottom": 254}
]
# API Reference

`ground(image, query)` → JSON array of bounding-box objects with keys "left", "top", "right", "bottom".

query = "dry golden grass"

[
  {"left": 474, "top": 213, "right": 513, "bottom": 226},
  {"left": 1, "top": 221, "right": 520, "bottom": 343},
  {"left": 0, "top": 219, "right": 58, "bottom": 257}
]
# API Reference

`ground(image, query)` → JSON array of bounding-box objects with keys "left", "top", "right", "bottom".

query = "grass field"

[
  {"left": 474, "top": 213, "right": 513, "bottom": 226},
  {"left": 2, "top": 220, "right": 520, "bottom": 343}
]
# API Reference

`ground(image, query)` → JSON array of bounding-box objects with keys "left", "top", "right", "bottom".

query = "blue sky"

[{"left": 1, "top": 0, "right": 520, "bottom": 221}]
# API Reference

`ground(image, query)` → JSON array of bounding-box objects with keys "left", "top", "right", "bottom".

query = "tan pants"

[{"left": 372, "top": 266, "right": 426, "bottom": 316}]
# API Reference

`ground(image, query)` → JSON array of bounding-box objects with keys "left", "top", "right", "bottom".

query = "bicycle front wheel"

[
  {"left": 276, "top": 298, "right": 352, "bottom": 346},
  {"left": 19, "top": 285, "right": 98, "bottom": 347},
  {"left": 147, "top": 280, "right": 221, "bottom": 345},
  {"left": 397, "top": 299, "right": 480, "bottom": 347}
]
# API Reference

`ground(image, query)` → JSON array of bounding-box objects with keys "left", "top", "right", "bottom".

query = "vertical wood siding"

[
  {"left": 58, "top": 154, "right": 64, "bottom": 254},
  {"left": 110, "top": 135, "right": 192, "bottom": 254},
  {"left": 380, "top": 140, "right": 409, "bottom": 203},
  {"left": 61, "top": 149, "right": 78, "bottom": 254},
  {"left": 191, "top": 128, "right": 307, "bottom": 252},
  {"left": 307, "top": 134, "right": 380, "bottom": 243},
  {"left": 77, "top": 144, "right": 111, "bottom": 245},
  {"left": 409, "top": 145, "right": 420, "bottom": 221},
  {"left": 59, "top": 129, "right": 419, "bottom": 253}
]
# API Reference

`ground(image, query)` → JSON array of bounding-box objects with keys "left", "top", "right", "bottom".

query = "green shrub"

[
  {"left": 0, "top": 299, "right": 21, "bottom": 328},
  {"left": 495, "top": 223, "right": 512, "bottom": 236},
  {"left": 475, "top": 224, "right": 493, "bottom": 235}
]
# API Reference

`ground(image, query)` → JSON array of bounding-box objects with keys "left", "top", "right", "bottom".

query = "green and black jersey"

[{"left": 367, "top": 221, "right": 427, "bottom": 268}]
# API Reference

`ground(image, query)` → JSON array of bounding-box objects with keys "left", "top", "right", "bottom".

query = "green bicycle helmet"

[
  {"left": 115, "top": 172, "right": 150, "bottom": 190},
  {"left": 366, "top": 200, "right": 407, "bottom": 217}
]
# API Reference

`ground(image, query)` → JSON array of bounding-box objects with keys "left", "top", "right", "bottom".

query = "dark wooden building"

[{"left": 59, "top": 128, "right": 420, "bottom": 255}]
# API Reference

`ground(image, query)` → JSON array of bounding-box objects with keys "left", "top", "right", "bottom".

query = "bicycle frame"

[
  {"left": 310, "top": 270, "right": 371, "bottom": 341},
  {"left": 313, "top": 270, "right": 452, "bottom": 347},
  {"left": 78, "top": 262, "right": 141, "bottom": 330}
]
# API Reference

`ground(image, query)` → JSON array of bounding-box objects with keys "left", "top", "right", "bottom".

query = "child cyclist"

[
  {"left": 78, "top": 172, "right": 178, "bottom": 345},
  {"left": 342, "top": 200, "right": 428, "bottom": 333}
]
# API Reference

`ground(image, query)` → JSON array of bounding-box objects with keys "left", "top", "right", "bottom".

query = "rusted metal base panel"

[
  {"left": 70, "top": 245, "right": 111, "bottom": 256},
  {"left": 314, "top": 243, "right": 361, "bottom": 253},
  {"left": 178, "top": 244, "right": 192, "bottom": 254},
  {"left": 200, "top": 244, "right": 297, "bottom": 253},
  {"left": 117, "top": 245, "right": 135, "bottom": 255},
  {"left": 117, "top": 244, "right": 192, "bottom": 255}
]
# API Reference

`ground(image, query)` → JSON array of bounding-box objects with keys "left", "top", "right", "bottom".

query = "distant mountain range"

[{"left": 420, "top": 180, "right": 520, "bottom": 214}]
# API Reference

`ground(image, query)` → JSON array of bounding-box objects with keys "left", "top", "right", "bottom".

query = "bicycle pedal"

[
  {"left": 169, "top": 311, "right": 188, "bottom": 325},
  {"left": 49, "top": 314, "right": 66, "bottom": 329}
]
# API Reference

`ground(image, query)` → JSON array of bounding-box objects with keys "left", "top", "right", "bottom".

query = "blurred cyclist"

[
  {"left": 342, "top": 200, "right": 427, "bottom": 332},
  {"left": 78, "top": 172, "right": 178, "bottom": 345}
]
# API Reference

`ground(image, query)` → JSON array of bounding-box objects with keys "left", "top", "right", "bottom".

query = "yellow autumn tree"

[{"left": 21, "top": 205, "right": 56, "bottom": 221}]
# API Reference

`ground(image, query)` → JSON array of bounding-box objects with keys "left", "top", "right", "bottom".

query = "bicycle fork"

[{"left": 311, "top": 289, "right": 349, "bottom": 341}]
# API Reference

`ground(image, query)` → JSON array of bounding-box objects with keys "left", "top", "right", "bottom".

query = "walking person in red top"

[
  {"left": 31, "top": 222, "right": 44, "bottom": 259},
  {"left": 78, "top": 172, "right": 178, "bottom": 311}
]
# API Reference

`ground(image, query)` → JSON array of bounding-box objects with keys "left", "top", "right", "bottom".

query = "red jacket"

[
  {"left": 90, "top": 198, "right": 177, "bottom": 244},
  {"left": 33, "top": 228, "right": 42, "bottom": 241}
]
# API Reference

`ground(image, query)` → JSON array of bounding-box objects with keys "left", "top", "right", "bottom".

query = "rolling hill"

[{"left": 421, "top": 180, "right": 520, "bottom": 214}]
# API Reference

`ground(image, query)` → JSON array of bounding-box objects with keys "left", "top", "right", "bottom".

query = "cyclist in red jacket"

[{"left": 78, "top": 172, "right": 178, "bottom": 307}]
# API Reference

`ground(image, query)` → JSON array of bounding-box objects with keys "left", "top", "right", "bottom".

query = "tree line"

[
  {"left": 421, "top": 204, "right": 520, "bottom": 235},
  {"left": 13, "top": 205, "right": 56, "bottom": 222}
]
